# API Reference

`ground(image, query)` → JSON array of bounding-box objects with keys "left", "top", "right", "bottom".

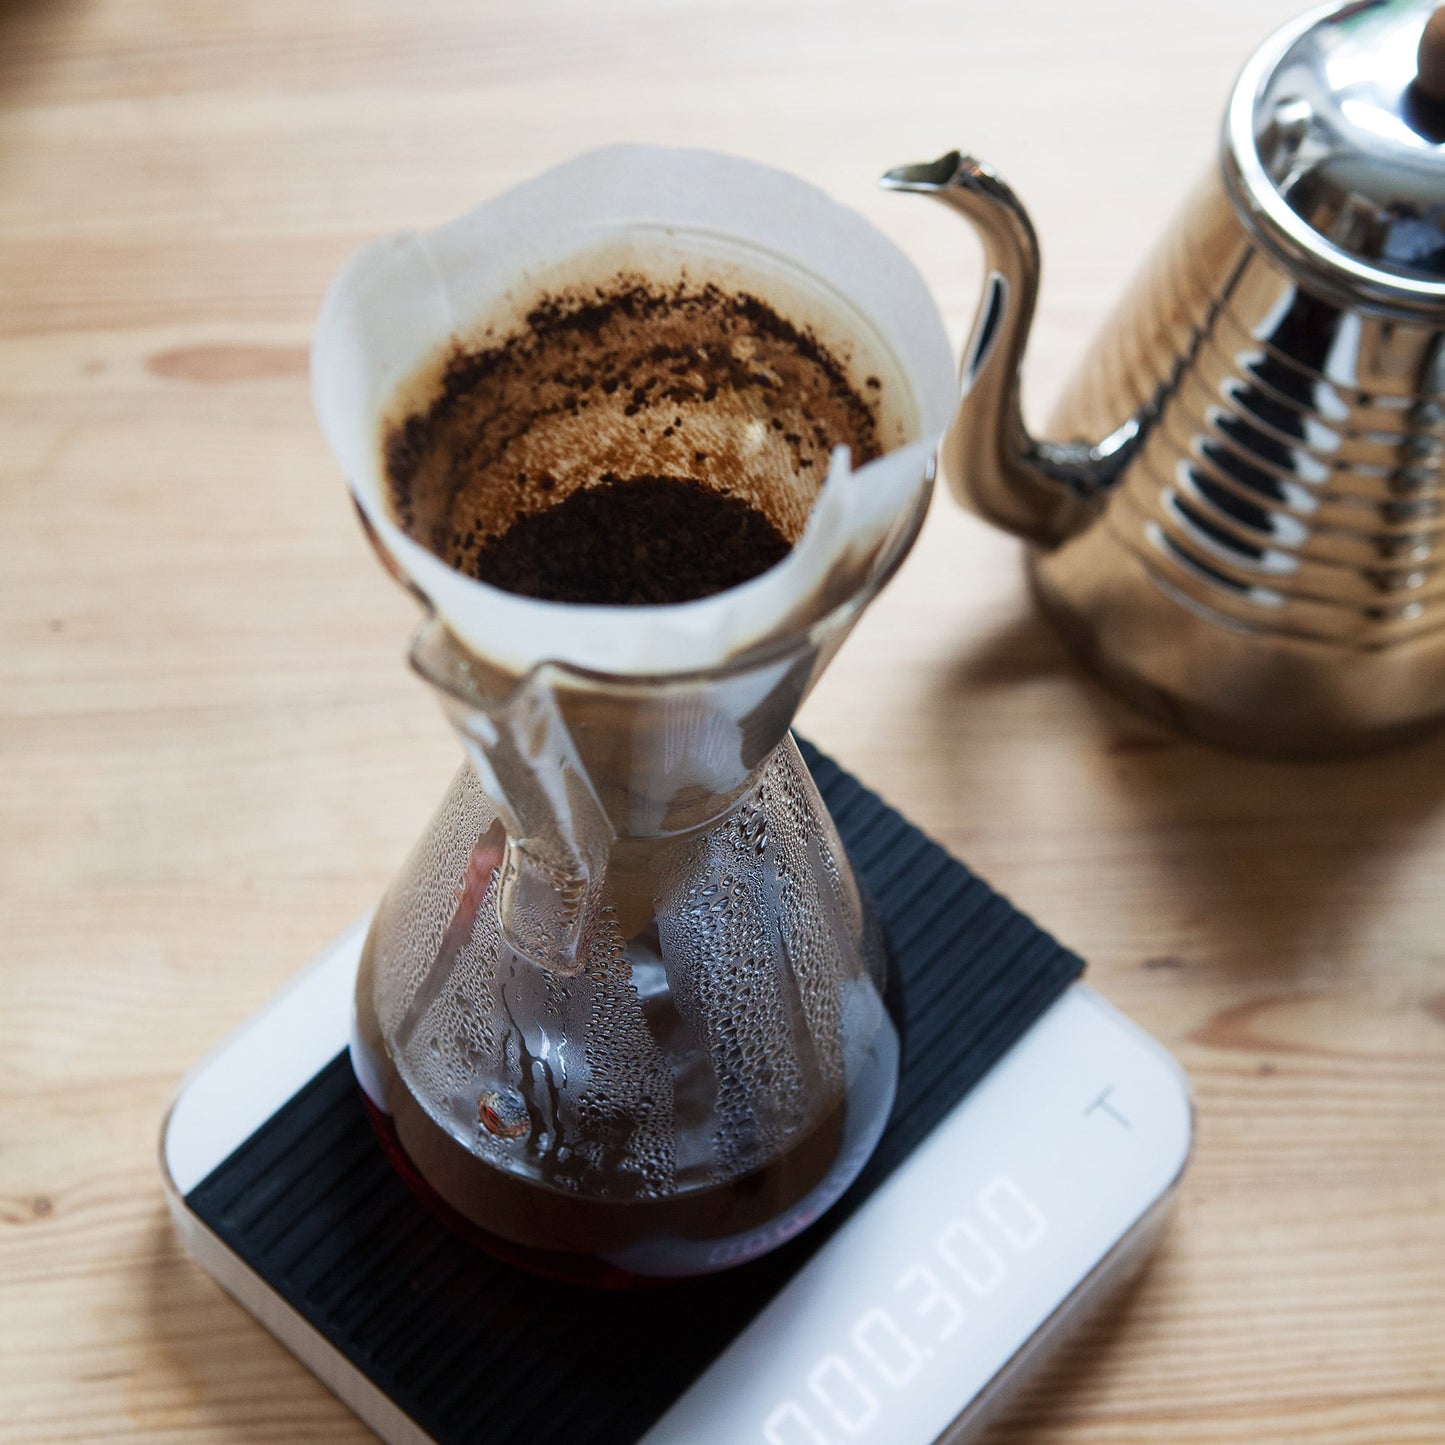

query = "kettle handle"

[{"left": 882, "top": 152, "right": 1138, "bottom": 549}]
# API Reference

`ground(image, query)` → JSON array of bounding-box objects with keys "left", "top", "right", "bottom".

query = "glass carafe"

[
  {"left": 313, "top": 145, "right": 957, "bottom": 1279},
  {"left": 352, "top": 628, "right": 904, "bottom": 1281}
]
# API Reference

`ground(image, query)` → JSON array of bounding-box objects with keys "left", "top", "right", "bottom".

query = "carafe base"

[{"left": 351, "top": 1011, "right": 899, "bottom": 1285}]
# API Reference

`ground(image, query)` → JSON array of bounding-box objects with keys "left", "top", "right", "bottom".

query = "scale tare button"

[{"left": 1084, "top": 1085, "right": 1132, "bottom": 1130}]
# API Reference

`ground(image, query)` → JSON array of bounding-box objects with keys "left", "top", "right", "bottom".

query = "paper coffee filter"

[{"left": 312, "top": 145, "right": 956, "bottom": 677}]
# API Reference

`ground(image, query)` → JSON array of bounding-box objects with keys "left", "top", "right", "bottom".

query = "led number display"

[{"left": 760, "top": 1177, "right": 1047, "bottom": 1444}]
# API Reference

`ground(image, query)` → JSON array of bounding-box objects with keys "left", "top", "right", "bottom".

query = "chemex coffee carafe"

[
  {"left": 313, "top": 146, "right": 955, "bottom": 1282},
  {"left": 891, "top": 0, "right": 1445, "bottom": 756}
]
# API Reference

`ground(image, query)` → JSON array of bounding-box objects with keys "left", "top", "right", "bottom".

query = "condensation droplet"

[{"left": 478, "top": 1088, "right": 530, "bottom": 1140}]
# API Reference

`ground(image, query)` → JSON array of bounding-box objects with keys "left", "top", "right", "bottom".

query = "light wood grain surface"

[{"left": 3, "top": 0, "right": 1444, "bottom": 1440}]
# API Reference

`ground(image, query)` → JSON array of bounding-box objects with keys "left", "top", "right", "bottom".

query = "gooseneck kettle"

[{"left": 891, "top": 1, "right": 1445, "bottom": 756}]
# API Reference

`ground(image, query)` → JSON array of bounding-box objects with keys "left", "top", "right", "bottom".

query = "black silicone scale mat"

[{"left": 188, "top": 740, "right": 1084, "bottom": 1445}]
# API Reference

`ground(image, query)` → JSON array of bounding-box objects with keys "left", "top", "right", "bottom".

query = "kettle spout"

[{"left": 883, "top": 152, "right": 1135, "bottom": 549}]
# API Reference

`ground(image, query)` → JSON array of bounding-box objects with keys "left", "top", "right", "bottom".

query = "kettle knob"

[{"left": 1417, "top": 6, "right": 1445, "bottom": 103}]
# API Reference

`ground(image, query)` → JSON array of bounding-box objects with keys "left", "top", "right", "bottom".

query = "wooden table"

[{"left": 4, "top": 0, "right": 1444, "bottom": 1439}]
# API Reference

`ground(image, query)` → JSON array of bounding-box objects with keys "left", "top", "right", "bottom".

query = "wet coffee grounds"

[
  {"left": 471, "top": 473, "right": 791, "bottom": 605},
  {"left": 382, "top": 271, "right": 892, "bottom": 606}
]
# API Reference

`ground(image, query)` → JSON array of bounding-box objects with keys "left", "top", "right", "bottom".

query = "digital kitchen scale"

[{"left": 162, "top": 742, "right": 1191, "bottom": 1445}]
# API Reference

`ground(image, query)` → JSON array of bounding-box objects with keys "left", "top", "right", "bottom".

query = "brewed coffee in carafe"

[{"left": 313, "top": 146, "right": 957, "bottom": 1280}]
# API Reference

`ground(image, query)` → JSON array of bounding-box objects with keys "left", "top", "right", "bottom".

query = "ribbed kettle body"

[{"left": 1038, "top": 170, "right": 1445, "bottom": 753}]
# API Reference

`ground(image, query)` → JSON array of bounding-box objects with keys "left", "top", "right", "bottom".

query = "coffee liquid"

[
  {"left": 375, "top": 1050, "right": 849, "bottom": 1279},
  {"left": 382, "top": 275, "right": 885, "bottom": 604},
  {"left": 352, "top": 930, "right": 892, "bottom": 1285}
]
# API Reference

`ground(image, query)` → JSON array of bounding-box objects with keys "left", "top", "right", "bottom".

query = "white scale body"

[{"left": 163, "top": 921, "right": 1192, "bottom": 1445}]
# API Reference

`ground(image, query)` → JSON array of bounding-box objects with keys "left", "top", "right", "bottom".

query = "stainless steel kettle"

[{"left": 889, "top": 0, "right": 1445, "bottom": 756}]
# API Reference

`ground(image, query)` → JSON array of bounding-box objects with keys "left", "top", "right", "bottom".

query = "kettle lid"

[{"left": 1228, "top": 0, "right": 1445, "bottom": 313}]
